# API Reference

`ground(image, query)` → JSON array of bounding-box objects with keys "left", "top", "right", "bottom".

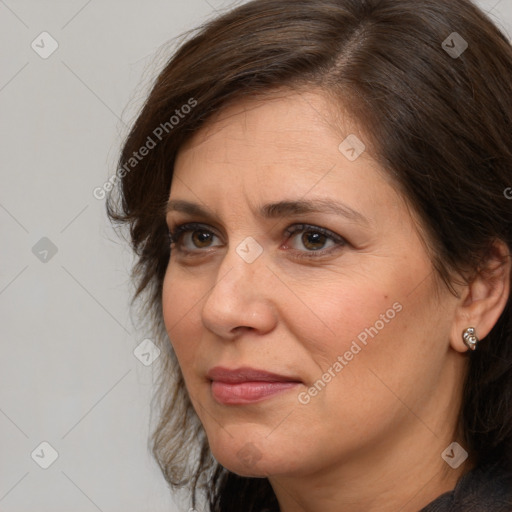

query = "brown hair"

[{"left": 107, "top": 0, "right": 512, "bottom": 509}]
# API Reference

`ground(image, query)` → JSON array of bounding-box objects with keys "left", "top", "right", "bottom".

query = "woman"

[{"left": 107, "top": 0, "right": 512, "bottom": 510}]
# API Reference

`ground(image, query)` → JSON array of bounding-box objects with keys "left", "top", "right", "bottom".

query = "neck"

[{"left": 269, "top": 431, "right": 470, "bottom": 512}]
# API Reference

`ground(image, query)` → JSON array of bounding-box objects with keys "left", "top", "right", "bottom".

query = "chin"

[
  {"left": 207, "top": 429, "right": 303, "bottom": 478},
  {"left": 213, "top": 449, "right": 293, "bottom": 478}
]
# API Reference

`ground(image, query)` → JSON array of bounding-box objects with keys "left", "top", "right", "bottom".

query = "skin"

[{"left": 162, "top": 89, "right": 510, "bottom": 512}]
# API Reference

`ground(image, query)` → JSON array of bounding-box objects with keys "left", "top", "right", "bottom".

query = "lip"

[{"left": 207, "top": 366, "right": 302, "bottom": 405}]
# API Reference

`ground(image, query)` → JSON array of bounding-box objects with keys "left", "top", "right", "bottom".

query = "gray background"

[{"left": 1, "top": 1, "right": 511, "bottom": 511}]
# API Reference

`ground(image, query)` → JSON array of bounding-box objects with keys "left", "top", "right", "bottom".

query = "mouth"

[{"left": 207, "top": 366, "right": 302, "bottom": 405}]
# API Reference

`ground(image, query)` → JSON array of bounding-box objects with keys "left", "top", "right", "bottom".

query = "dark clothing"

[{"left": 420, "top": 462, "right": 512, "bottom": 511}]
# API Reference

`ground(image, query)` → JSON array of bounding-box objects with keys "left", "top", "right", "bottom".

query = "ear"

[{"left": 450, "top": 240, "right": 511, "bottom": 353}]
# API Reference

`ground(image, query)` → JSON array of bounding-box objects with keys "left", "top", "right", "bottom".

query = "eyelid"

[
  {"left": 281, "top": 223, "right": 347, "bottom": 258},
  {"left": 283, "top": 223, "right": 346, "bottom": 244},
  {"left": 168, "top": 222, "right": 223, "bottom": 248},
  {"left": 167, "top": 221, "right": 347, "bottom": 258},
  {"left": 168, "top": 221, "right": 219, "bottom": 235}
]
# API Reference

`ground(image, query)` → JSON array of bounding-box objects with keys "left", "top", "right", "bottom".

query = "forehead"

[
  {"left": 170, "top": 89, "right": 406, "bottom": 227},
  {"left": 174, "top": 90, "right": 377, "bottom": 184},
  {"left": 177, "top": 88, "right": 355, "bottom": 161}
]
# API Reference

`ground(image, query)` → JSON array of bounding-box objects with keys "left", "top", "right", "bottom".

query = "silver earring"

[{"left": 462, "top": 327, "right": 479, "bottom": 351}]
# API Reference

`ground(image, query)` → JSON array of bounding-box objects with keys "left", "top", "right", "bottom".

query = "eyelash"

[
  {"left": 168, "top": 222, "right": 218, "bottom": 256},
  {"left": 167, "top": 222, "right": 347, "bottom": 259},
  {"left": 283, "top": 224, "right": 346, "bottom": 259}
]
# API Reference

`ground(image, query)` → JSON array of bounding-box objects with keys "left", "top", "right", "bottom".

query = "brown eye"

[
  {"left": 169, "top": 223, "right": 222, "bottom": 253},
  {"left": 283, "top": 224, "right": 346, "bottom": 258},
  {"left": 301, "top": 231, "right": 328, "bottom": 250},
  {"left": 191, "top": 230, "right": 215, "bottom": 248}
]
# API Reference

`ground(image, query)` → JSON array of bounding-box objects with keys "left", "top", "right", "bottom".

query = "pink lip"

[{"left": 207, "top": 366, "right": 302, "bottom": 405}]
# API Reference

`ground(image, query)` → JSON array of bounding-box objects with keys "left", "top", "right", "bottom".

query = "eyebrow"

[
  {"left": 260, "top": 199, "right": 368, "bottom": 224},
  {"left": 166, "top": 198, "right": 368, "bottom": 225}
]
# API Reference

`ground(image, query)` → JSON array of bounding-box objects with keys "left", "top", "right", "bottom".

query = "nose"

[{"left": 201, "top": 243, "right": 278, "bottom": 340}]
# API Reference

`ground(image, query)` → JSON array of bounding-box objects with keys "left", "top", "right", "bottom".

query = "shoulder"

[{"left": 420, "top": 460, "right": 512, "bottom": 512}]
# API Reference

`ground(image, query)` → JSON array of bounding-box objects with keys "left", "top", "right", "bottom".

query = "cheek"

[
  {"left": 286, "top": 263, "right": 441, "bottom": 414},
  {"left": 281, "top": 272, "right": 402, "bottom": 364},
  {"left": 161, "top": 268, "right": 205, "bottom": 372},
  {"left": 306, "top": 279, "right": 449, "bottom": 428}
]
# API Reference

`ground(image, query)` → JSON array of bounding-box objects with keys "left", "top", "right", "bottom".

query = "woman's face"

[{"left": 162, "top": 90, "right": 463, "bottom": 479}]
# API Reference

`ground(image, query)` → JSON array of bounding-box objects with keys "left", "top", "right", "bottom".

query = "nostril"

[{"left": 231, "top": 325, "right": 256, "bottom": 335}]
